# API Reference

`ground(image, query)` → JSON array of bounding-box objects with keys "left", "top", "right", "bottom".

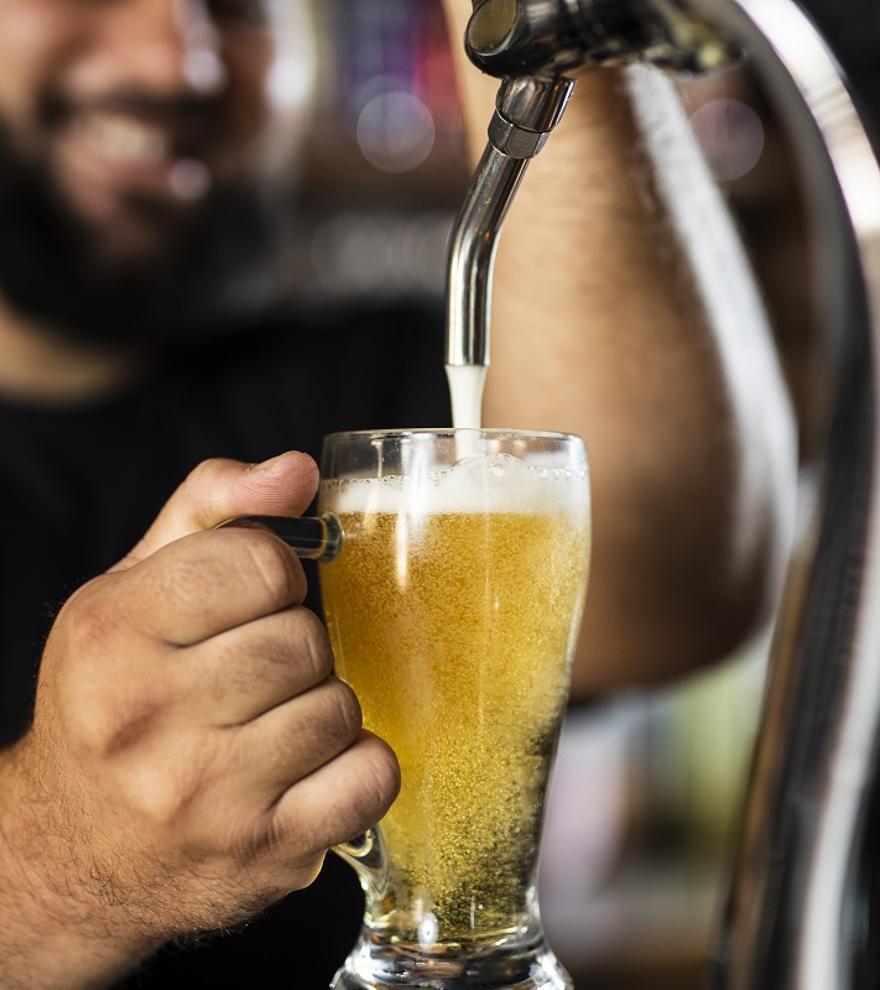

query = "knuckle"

[
  {"left": 291, "top": 609, "right": 334, "bottom": 684},
  {"left": 51, "top": 589, "right": 168, "bottom": 759},
  {"left": 126, "top": 766, "right": 190, "bottom": 829},
  {"left": 76, "top": 694, "right": 162, "bottom": 758},
  {"left": 126, "top": 746, "right": 213, "bottom": 832},
  {"left": 238, "top": 815, "right": 326, "bottom": 892},
  {"left": 292, "top": 854, "right": 326, "bottom": 890},
  {"left": 245, "top": 532, "right": 301, "bottom": 608},
  {"left": 60, "top": 591, "right": 124, "bottom": 660},
  {"left": 72, "top": 708, "right": 116, "bottom": 756},
  {"left": 352, "top": 737, "right": 400, "bottom": 820},
  {"left": 187, "top": 457, "right": 227, "bottom": 489},
  {"left": 234, "top": 814, "right": 284, "bottom": 865},
  {"left": 325, "top": 679, "right": 362, "bottom": 741}
]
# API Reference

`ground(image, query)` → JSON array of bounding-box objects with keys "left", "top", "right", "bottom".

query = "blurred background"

[
  {"left": 286, "top": 1, "right": 467, "bottom": 308},
  {"left": 289, "top": 2, "right": 826, "bottom": 987}
]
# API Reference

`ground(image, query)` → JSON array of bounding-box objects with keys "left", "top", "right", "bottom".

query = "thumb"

[{"left": 111, "top": 451, "right": 319, "bottom": 573}]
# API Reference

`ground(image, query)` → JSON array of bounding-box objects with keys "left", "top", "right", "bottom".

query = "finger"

[
  {"left": 184, "top": 607, "right": 334, "bottom": 725},
  {"left": 268, "top": 731, "right": 400, "bottom": 856},
  {"left": 112, "top": 452, "right": 319, "bottom": 573},
  {"left": 232, "top": 677, "right": 363, "bottom": 802},
  {"left": 123, "top": 527, "right": 308, "bottom": 645}
]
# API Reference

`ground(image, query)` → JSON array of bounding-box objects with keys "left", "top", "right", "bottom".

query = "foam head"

[{"left": 320, "top": 452, "right": 590, "bottom": 518}]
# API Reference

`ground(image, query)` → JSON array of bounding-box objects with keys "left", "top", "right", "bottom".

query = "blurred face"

[
  {"left": 0, "top": 0, "right": 312, "bottom": 258},
  {"left": 0, "top": 0, "right": 315, "bottom": 343}
]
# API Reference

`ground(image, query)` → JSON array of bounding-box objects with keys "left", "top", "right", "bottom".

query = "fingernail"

[{"left": 250, "top": 452, "right": 294, "bottom": 475}]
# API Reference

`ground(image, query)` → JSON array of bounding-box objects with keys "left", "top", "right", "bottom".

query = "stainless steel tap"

[{"left": 445, "top": 1, "right": 880, "bottom": 987}]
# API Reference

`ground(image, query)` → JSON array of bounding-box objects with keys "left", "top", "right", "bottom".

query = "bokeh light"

[
  {"left": 690, "top": 98, "right": 765, "bottom": 182},
  {"left": 356, "top": 89, "right": 436, "bottom": 173}
]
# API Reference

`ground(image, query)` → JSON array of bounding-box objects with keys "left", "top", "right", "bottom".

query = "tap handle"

[
  {"left": 466, "top": 0, "right": 738, "bottom": 80},
  {"left": 216, "top": 513, "right": 342, "bottom": 564}
]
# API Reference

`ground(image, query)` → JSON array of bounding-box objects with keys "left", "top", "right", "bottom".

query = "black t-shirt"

[{"left": 0, "top": 301, "right": 450, "bottom": 988}]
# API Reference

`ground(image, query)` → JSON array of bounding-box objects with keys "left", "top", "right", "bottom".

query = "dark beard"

[{"left": 0, "top": 131, "right": 294, "bottom": 352}]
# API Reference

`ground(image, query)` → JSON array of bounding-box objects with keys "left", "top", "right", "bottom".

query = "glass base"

[{"left": 331, "top": 926, "right": 573, "bottom": 989}]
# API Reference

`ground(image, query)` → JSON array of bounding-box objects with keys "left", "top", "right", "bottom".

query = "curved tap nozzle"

[{"left": 445, "top": 75, "right": 574, "bottom": 371}]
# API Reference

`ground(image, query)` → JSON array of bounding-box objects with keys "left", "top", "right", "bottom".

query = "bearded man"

[{"left": 0, "top": 0, "right": 802, "bottom": 987}]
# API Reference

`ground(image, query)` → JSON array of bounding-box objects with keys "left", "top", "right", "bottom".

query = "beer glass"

[{"left": 318, "top": 429, "right": 590, "bottom": 990}]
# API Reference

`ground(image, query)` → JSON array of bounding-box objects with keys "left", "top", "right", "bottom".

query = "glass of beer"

[{"left": 318, "top": 429, "right": 590, "bottom": 990}]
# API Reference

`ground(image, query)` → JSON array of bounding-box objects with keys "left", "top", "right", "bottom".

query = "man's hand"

[{"left": 0, "top": 452, "right": 400, "bottom": 990}]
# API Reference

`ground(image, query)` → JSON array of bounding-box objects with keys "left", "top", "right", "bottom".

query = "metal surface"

[
  {"left": 685, "top": 4, "right": 880, "bottom": 987},
  {"left": 451, "top": 0, "right": 880, "bottom": 985},
  {"left": 466, "top": 0, "right": 737, "bottom": 76},
  {"left": 495, "top": 76, "right": 575, "bottom": 132},
  {"left": 445, "top": 146, "right": 528, "bottom": 368},
  {"left": 444, "top": 77, "right": 573, "bottom": 369}
]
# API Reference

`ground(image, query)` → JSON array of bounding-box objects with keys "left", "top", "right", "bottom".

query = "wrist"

[{"left": 0, "top": 743, "right": 158, "bottom": 989}]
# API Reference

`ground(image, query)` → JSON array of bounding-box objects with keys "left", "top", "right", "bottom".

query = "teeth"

[{"left": 76, "top": 112, "right": 170, "bottom": 166}]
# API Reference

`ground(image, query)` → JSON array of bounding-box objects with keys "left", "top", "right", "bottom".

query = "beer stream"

[{"left": 446, "top": 364, "right": 487, "bottom": 431}]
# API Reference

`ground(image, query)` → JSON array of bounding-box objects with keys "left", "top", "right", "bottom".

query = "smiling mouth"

[
  {"left": 55, "top": 109, "right": 214, "bottom": 203},
  {"left": 78, "top": 111, "right": 170, "bottom": 166}
]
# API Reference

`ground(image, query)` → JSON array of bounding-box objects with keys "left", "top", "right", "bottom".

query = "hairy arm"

[
  {"left": 0, "top": 746, "right": 158, "bottom": 990},
  {"left": 442, "top": 3, "right": 797, "bottom": 695}
]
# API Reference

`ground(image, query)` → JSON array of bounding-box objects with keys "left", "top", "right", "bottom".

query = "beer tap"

[
  {"left": 444, "top": 0, "right": 738, "bottom": 379},
  {"left": 445, "top": 1, "right": 880, "bottom": 988}
]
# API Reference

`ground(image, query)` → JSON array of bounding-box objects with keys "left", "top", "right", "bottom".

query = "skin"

[{"left": 0, "top": 0, "right": 797, "bottom": 986}]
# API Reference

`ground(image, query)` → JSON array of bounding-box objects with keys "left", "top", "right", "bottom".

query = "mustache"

[
  {"left": 37, "top": 87, "right": 227, "bottom": 143},
  {"left": 0, "top": 120, "right": 289, "bottom": 347}
]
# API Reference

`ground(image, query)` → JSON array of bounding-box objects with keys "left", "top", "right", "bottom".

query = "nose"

[{"left": 75, "top": 0, "right": 227, "bottom": 100}]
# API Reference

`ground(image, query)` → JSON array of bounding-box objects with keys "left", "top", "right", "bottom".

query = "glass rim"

[{"left": 323, "top": 427, "right": 584, "bottom": 445}]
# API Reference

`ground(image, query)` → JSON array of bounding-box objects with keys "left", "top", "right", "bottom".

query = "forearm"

[
  {"left": 0, "top": 744, "right": 156, "bottom": 990},
  {"left": 442, "top": 3, "right": 797, "bottom": 691}
]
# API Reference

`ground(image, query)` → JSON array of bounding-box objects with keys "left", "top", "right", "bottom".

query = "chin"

[
  {"left": 74, "top": 202, "right": 190, "bottom": 271},
  {"left": 57, "top": 180, "right": 195, "bottom": 268},
  {"left": 91, "top": 226, "right": 171, "bottom": 269}
]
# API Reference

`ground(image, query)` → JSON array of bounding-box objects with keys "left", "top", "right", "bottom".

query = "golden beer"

[{"left": 320, "top": 460, "right": 589, "bottom": 947}]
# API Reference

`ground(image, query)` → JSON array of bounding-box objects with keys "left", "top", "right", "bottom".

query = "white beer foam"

[{"left": 321, "top": 453, "right": 589, "bottom": 517}]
